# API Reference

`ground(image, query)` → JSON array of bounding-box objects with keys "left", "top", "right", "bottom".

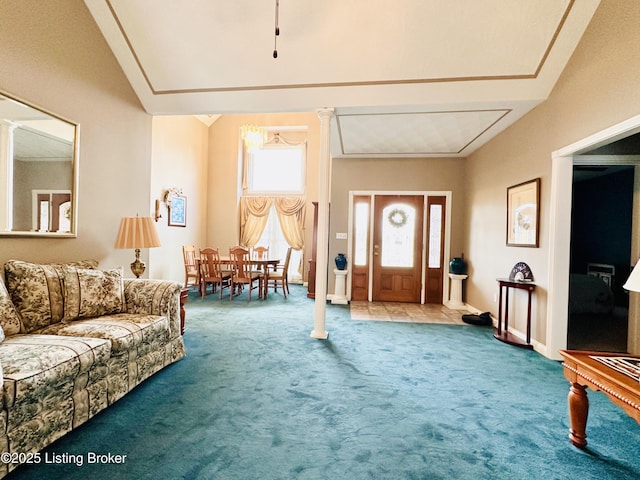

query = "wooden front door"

[{"left": 372, "top": 195, "right": 424, "bottom": 302}]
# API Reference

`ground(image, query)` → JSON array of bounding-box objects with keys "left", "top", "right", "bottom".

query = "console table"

[
  {"left": 559, "top": 350, "right": 640, "bottom": 448},
  {"left": 494, "top": 278, "right": 535, "bottom": 349}
]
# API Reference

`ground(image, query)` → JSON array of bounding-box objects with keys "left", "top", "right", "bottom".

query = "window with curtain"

[
  {"left": 246, "top": 141, "right": 306, "bottom": 195},
  {"left": 240, "top": 131, "right": 307, "bottom": 282},
  {"left": 256, "top": 205, "right": 303, "bottom": 283}
]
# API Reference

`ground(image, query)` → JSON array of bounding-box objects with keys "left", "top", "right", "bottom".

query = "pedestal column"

[
  {"left": 311, "top": 108, "right": 334, "bottom": 339},
  {"left": 448, "top": 273, "right": 468, "bottom": 309},
  {"left": 331, "top": 269, "right": 348, "bottom": 305}
]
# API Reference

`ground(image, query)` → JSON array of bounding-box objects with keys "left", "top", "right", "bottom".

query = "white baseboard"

[{"left": 466, "top": 302, "right": 546, "bottom": 355}]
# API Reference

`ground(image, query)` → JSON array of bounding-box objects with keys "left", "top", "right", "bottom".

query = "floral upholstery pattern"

[
  {"left": 124, "top": 279, "right": 183, "bottom": 339},
  {"left": 4, "top": 260, "right": 99, "bottom": 333},
  {"left": 60, "top": 267, "right": 125, "bottom": 322},
  {"left": 0, "top": 260, "right": 185, "bottom": 478},
  {"left": 37, "top": 313, "right": 169, "bottom": 355},
  {"left": 0, "top": 335, "right": 111, "bottom": 429},
  {"left": 0, "top": 280, "right": 19, "bottom": 337}
]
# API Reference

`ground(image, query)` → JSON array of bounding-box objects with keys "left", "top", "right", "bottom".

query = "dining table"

[{"left": 200, "top": 254, "right": 280, "bottom": 299}]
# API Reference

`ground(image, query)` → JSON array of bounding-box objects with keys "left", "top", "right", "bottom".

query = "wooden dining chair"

[
  {"left": 267, "top": 246, "right": 292, "bottom": 298},
  {"left": 182, "top": 245, "right": 200, "bottom": 288},
  {"left": 251, "top": 246, "right": 270, "bottom": 272},
  {"left": 199, "top": 248, "right": 232, "bottom": 299},
  {"left": 229, "top": 246, "right": 263, "bottom": 301},
  {"left": 252, "top": 246, "right": 269, "bottom": 260}
]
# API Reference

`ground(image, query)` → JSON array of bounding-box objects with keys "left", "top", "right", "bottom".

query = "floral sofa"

[{"left": 0, "top": 259, "right": 185, "bottom": 477}]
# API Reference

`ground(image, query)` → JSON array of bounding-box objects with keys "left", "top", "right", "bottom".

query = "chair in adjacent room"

[
  {"left": 251, "top": 245, "right": 270, "bottom": 273},
  {"left": 252, "top": 246, "right": 270, "bottom": 260},
  {"left": 266, "top": 246, "right": 292, "bottom": 298},
  {"left": 229, "top": 246, "right": 263, "bottom": 301},
  {"left": 182, "top": 245, "right": 200, "bottom": 288},
  {"left": 199, "top": 248, "right": 232, "bottom": 299}
]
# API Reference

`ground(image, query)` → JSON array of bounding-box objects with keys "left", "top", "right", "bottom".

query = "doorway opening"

[
  {"left": 547, "top": 115, "right": 640, "bottom": 360},
  {"left": 568, "top": 164, "right": 634, "bottom": 352},
  {"left": 348, "top": 191, "right": 451, "bottom": 304}
]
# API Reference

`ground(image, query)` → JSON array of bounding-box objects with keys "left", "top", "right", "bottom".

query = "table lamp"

[
  {"left": 623, "top": 262, "right": 640, "bottom": 292},
  {"left": 114, "top": 216, "right": 161, "bottom": 278}
]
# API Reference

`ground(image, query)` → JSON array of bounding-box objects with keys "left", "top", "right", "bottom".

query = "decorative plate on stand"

[{"left": 509, "top": 262, "right": 534, "bottom": 281}]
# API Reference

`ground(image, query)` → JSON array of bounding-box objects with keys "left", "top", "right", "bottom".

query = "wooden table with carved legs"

[{"left": 559, "top": 350, "right": 640, "bottom": 448}]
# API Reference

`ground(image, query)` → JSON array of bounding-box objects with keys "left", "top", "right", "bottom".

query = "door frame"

[
  {"left": 347, "top": 190, "right": 452, "bottom": 304},
  {"left": 547, "top": 114, "right": 640, "bottom": 360}
]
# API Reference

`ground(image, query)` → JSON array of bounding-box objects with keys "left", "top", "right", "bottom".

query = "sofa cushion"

[
  {"left": 4, "top": 260, "right": 99, "bottom": 333},
  {"left": 61, "top": 267, "right": 125, "bottom": 322},
  {"left": 0, "top": 335, "right": 111, "bottom": 410},
  {"left": 35, "top": 313, "right": 170, "bottom": 355},
  {"left": 0, "top": 279, "right": 20, "bottom": 337}
]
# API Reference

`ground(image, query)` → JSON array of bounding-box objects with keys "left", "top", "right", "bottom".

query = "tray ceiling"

[{"left": 84, "top": 0, "right": 600, "bottom": 157}]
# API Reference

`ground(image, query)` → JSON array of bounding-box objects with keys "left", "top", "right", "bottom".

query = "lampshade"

[
  {"left": 114, "top": 216, "right": 161, "bottom": 278},
  {"left": 114, "top": 216, "right": 161, "bottom": 249},
  {"left": 623, "top": 262, "right": 640, "bottom": 292}
]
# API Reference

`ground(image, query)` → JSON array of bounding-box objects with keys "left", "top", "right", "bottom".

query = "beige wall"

[
  {"left": 149, "top": 116, "right": 209, "bottom": 283},
  {"left": 0, "top": 1, "right": 205, "bottom": 281},
  {"left": 206, "top": 112, "right": 320, "bottom": 273},
  {"left": 13, "top": 160, "right": 72, "bottom": 231},
  {"left": 0, "top": 0, "right": 158, "bottom": 274},
  {"left": 464, "top": 0, "right": 640, "bottom": 346}
]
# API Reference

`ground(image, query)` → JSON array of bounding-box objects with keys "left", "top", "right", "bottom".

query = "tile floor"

[{"left": 350, "top": 301, "right": 469, "bottom": 325}]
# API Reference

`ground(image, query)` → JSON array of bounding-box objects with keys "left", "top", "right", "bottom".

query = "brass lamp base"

[{"left": 130, "top": 248, "right": 146, "bottom": 278}]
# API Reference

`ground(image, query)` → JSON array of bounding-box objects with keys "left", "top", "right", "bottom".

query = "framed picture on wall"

[
  {"left": 506, "top": 178, "right": 540, "bottom": 247},
  {"left": 168, "top": 193, "right": 187, "bottom": 227}
]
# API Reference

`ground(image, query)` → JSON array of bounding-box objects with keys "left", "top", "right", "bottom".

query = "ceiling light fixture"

[
  {"left": 241, "top": 125, "right": 267, "bottom": 152},
  {"left": 273, "top": 0, "right": 280, "bottom": 58}
]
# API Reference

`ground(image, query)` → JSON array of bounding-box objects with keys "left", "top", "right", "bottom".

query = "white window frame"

[{"left": 246, "top": 143, "right": 306, "bottom": 196}]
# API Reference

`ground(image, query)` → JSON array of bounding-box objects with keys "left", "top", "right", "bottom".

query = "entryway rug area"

[
  {"left": 350, "top": 301, "right": 468, "bottom": 324},
  {"left": 9, "top": 285, "right": 640, "bottom": 479}
]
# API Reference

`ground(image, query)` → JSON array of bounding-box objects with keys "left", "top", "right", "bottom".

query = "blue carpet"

[{"left": 8, "top": 285, "right": 640, "bottom": 479}]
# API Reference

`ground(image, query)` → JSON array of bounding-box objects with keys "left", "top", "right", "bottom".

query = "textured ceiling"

[{"left": 84, "top": 0, "right": 600, "bottom": 158}]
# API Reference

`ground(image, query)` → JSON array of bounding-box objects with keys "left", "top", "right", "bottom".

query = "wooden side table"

[
  {"left": 180, "top": 287, "right": 188, "bottom": 335},
  {"left": 494, "top": 278, "right": 535, "bottom": 349}
]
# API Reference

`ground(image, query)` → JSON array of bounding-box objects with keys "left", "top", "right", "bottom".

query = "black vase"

[
  {"left": 335, "top": 253, "right": 347, "bottom": 270},
  {"left": 449, "top": 257, "right": 467, "bottom": 275}
]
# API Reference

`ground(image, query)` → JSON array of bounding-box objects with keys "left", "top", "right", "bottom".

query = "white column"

[
  {"left": 331, "top": 269, "right": 348, "bottom": 305},
  {"left": 0, "top": 121, "right": 18, "bottom": 232},
  {"left": 447, "top": 273, "right": 468, "bottom": 309},
  {"left": 311, "top": 108, "right": 334, "bottom": 339}
]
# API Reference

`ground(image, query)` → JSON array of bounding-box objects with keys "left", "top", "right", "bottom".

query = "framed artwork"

[
  {"left": 506, "top": 178, "right": 540, "bottom": 247},
  {"left": 168, "top": 193, "right": 187, "bottom": 227}
]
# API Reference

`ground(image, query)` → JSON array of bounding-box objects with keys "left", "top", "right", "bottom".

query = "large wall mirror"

[{"left": 0, "top": 91, "right": 79, "bottom": 237}]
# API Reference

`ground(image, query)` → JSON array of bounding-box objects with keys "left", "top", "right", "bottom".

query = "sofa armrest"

[{"left": 123, "top": 279, "right": 182, "bottom": 339}]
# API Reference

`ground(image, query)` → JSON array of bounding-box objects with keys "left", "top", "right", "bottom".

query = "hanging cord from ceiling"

[{"left": 273, "top": 0, "right": 280, "bottom": 58}]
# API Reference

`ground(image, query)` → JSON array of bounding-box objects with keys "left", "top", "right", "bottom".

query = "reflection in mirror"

[{"left": 0, "top": 91, "right": 78, "bottom": 237}]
